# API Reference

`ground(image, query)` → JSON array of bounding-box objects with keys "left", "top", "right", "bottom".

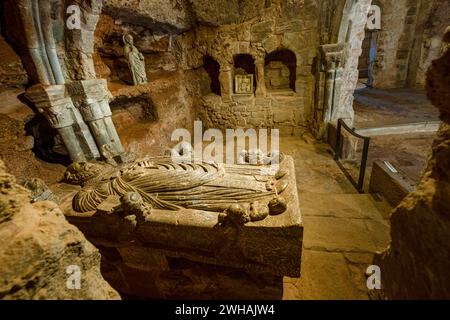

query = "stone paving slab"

[
  {"left": 302, "top": 216, "right": 390, "bottom": 253},
  {"left": 299, "top": 193, "right": 391, "bottom": 220}
]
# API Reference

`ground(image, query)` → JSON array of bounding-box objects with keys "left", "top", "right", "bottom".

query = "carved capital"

[
  {"left": 320, "top": 44, "right": 345, "bottom": 71},
  {"left": 25, "top": 84, "right": 75, "bottom": 128},
  {"left": 67, "top": 79, "right": 113, "bottom": 121}
]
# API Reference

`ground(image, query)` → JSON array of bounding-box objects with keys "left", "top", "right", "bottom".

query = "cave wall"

[{"left": 0, "top": 159, "right": 120, "bottom": 299}]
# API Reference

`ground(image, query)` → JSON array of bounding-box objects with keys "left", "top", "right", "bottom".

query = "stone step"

[
  {"left": 356, "top": 121, "right": 441, "bottom": 136},
  {"left": 299, "top": 193, "right": 392, "bottom": 254}
]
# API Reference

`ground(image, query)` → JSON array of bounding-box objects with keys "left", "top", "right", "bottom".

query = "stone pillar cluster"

[
  {"left": 68, "top": 79, "right": 125, "bottom": 160},
  {"left": 13, "top": 0, "right": 126, "bottom": 163},
  {"left": 25, "top": 80, "right": 126, "bottom": 163},
  {"left": 321, "top": 44, "right": 345, "bottom": 124},
  {"left": 315, "top": 43, "right": 345, "bottom": 137}
]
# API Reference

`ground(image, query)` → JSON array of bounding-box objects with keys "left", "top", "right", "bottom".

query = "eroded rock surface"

[
  {"left": 0, "top": 35, "right": 28, "bottom": 89},
  {"left": 103, "top": 0, "right": 193, "bottom": 33},
  {"left": 0, "top": 160, "right": 120, "bottom": 300}
]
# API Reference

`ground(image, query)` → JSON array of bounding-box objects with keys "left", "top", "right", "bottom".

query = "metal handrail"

[{"left": 334, "top": 118, "right": 371, "bottom": 193}]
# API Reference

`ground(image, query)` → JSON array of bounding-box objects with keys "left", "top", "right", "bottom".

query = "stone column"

[
  {"left": 219, "top": 65, "right": 233, "bottom": 102},
  {"left": 320, "top": 44, "right": 345, "bottom": 125},
  {"left": 255, "top": 56, "right": 267, "bottom": 98},
  {"left": 69, "top": 79, "right": 126, "bottom": 161}
]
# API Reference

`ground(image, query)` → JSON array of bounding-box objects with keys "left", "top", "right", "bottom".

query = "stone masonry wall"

[
  {"left": 180, "top": 0, "right": 320, "bottom": 135},
  {"left": 373, "top": 0, "right": 449, "bottom": 89}
]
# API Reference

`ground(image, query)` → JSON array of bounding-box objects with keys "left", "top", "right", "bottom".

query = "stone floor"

[
  {"left": 279, "top": 135, "right": 392, "bottom": 300},
  {"left": 352, "top": 87, "right": 438, "bottom": 184},
  {"left": 353, "top": 87, "right": 439, "bottom": 128}
]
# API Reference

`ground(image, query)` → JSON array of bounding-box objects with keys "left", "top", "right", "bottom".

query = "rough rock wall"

[
  {"left": 411, "top": 0, "right": 450, "bottom": 88},
  {"left": 0, "top": 113, "right": 66, "bottom": 185},
  {"left": 190, "top": 0, "right": 267, "bottom": 27},
  {"left": 103, "top": 0, "right": 193, "bottom": 33},
  {"left": 0, "top": 35, "right": 28, "bottom": 89},
  {"left": 373, "top": 29, "right": 450, "bottom": 299},
  {"left": 109, "top": 70, "right": 206, "bottom": 157},
  {"left": 0, "top": 159, "right": 120, "bottom": 299}
]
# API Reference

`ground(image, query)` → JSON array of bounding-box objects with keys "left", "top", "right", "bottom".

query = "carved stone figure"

[
  {"left": 123, "top": 34, "right": 148, "bottom": 85},
  {"left": 235, "top": 74, "right": 254, "bottom": 94},
  {"left": 63, "top": 157, "right": 289, "bottom": 225}
]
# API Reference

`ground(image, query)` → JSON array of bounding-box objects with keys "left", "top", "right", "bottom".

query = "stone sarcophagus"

[{"left": 61, "top": 155, "right": 303, "bottom": 299}]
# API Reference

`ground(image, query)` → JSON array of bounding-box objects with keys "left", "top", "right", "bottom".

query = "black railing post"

[
  {"left": 357, "top": 137, "right": 371, "bottom": 193},
  {"left": 334, "top": 118, "right": 371, "bottom": 194},
  {"left": 334, "top": 119, "right": 342, "bottom": 161}
]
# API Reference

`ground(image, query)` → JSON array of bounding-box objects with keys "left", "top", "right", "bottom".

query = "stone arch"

[
  {"left": 233, "top": 53, "right": 257, "bottom": 92},
  {"left": 264, "top": 49, "right": 297, "bottom": 92},
  {"left": 203, "top": 55, "right": 221, "bottom": 96},
  {"left": 336, "top": 0, "right": 373, "bottom": 122},
  {"left": 338, "top": 0, "right": 359, "bottom": 44}
]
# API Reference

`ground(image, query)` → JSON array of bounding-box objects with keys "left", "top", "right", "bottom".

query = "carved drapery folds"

[{"left": 15, "top": 0, "right": 125, "bottom": 162}]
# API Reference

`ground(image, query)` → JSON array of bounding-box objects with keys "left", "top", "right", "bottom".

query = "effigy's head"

[{"left": 63, "top": 161, "right": 103, "bottom": 185}]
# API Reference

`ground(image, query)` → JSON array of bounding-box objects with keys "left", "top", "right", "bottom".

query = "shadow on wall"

[
  {"left": 18, "top": 94, "right": 71, "bottom": 166},
  {"left": 203, "top": 56, "right": 221, "bottom": 96},
  {"left": 110, "top": 94, "right": 158, "bottom": 124},
  {"left": 264, "top": 49, "right": 297, "bottom": 92}
]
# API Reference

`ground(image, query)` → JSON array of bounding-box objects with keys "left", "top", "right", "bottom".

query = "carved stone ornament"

[
  {"left": 235, "top": 74, "right": 254, "bottom": 94},
  {"left": 63, "top": 156, "right": 290, "bottom": 225}
]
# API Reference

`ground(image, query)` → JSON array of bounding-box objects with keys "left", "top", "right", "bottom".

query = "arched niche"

[
  {"left": 264, "top": 49, "right": 297, "bottom": 92},
  {"left": 203, "top": 55, "right": 221, "bottom": 96},
  {"left": 233, "top": 54, "right": 256, "bottom": 93}
]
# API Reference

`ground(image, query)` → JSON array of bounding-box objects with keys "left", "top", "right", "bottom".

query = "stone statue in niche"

[
  {"left": 235, "top": 74, "right": 254, "bottom": 94},
  {"left": 123, "top": 34, "right": 148, "bottom": 85},
  {"left": 63, "top": 156, "right": 290, "bottom": 226}
]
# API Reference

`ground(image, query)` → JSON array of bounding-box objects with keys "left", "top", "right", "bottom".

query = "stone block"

[
  {"left": 369, "top": 161, "right": 416, "bottom": 207},
  {"left": 273, "top": 110, "right": 293, "bottom": 124}
]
